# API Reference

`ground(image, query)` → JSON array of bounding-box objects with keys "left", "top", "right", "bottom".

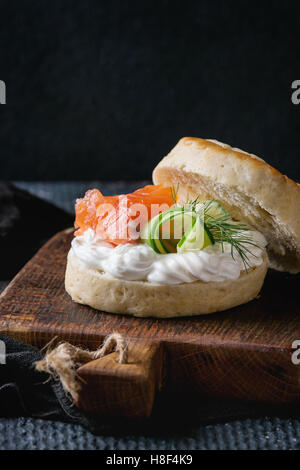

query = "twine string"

[{"left": 35, "top": 333, "right": 128, "bottom": 402}]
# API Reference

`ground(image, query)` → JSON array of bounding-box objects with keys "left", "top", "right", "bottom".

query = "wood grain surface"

[{"left": 1, "top": 229, "right": 300, "bottom": 417}]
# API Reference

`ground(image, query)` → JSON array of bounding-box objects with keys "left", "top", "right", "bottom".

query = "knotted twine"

[{"left": 35, "top": 333, "right": 128, "bottom": 402}]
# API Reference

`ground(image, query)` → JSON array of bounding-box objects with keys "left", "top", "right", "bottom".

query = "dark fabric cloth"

[
  {"left": 0, "top": 333, "right": 61, "bottom": 419},
  {"left": 0, "top": 333, "right": 103, "bottom": 434},
  {"left": 0, "top": 181, "right": 73, "bottom": 278}
]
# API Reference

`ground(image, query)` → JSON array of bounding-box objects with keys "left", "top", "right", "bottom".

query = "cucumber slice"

[
  {"left": 197, "top": 200, "right": 229, "bottom": 220},
  {"left": 153, "top": 209, "right": 195, "bottom": 254},
  {"left": 141, "top": 210, "right": 179, "bottom": 254},
  {"left": 140, "top": 213, "right": 162, "bottom": 253},
  {"left": 177, "top": 217, "right": 214, "bottom": 253},
  {"left": 141, "top": 208, "right": 195, "bottom": 254},
  {"left": 141, "top": 200, "right": 225, "bottom": 254},
  {"left": 153, "top": 212, "right": 170, "bottom": 254}
]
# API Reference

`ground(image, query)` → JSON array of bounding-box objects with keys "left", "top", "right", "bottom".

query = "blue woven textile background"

[{"left": 1, "top": 416, "right": 300, "bottom": 450}]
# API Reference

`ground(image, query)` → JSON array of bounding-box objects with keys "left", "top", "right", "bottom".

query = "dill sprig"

[
  {"left": 186, "top": 198, "right": 260, "bottom": 270},
  {"left": 170, "top": 184, "right": 179, "bottom": 206},
  {"left": 167, "top": 191, "right": 259, "bottom": 269}
]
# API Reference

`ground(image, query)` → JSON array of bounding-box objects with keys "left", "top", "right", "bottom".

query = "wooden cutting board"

[{"left": 1, "top": 228, "right": 300, "bottom": 418}]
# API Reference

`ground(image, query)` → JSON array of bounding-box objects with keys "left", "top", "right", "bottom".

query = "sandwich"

[{"left": 65, "top": 137, "right": 300, "bottom": 317}]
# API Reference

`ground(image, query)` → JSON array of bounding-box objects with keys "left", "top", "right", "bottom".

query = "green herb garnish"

[
  {"left": 143, "top": 192, "right": 260, "bottom": 269},
  {"left": 192, "top": 199, "right": 259, "bottom": 270},
  {"left": 170, "top": 184, "right": 179, "bottom": 206}
]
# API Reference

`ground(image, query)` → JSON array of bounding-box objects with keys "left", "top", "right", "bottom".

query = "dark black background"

[{"left": 0, "top": 0, "right": 300, "bottom": 181}]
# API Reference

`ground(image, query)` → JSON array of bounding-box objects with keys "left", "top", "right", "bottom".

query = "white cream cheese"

[{"left": 70, "top": 228, "right": 267, "bottom": 285}]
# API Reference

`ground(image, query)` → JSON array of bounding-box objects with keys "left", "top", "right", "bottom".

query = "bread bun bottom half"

[{"left": 65, "top": 250, "right": 268, "bottom": 318}]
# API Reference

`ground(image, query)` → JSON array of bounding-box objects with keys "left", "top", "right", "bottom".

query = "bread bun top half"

[{"left": 153, "top": 137, "right": 300, "bottom": 273}]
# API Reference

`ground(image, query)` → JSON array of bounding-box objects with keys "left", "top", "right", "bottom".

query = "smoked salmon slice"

[{"left": 74, "top": 184, "right": 174, "bottom": 245}]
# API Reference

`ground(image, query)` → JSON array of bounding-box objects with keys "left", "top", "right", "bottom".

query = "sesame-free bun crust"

[
  {"left": 65, "top": 249, "right": 268, "bottom": 318},
  {"left": 153, "top": 137, "right": 300, "bottom": 273}
]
